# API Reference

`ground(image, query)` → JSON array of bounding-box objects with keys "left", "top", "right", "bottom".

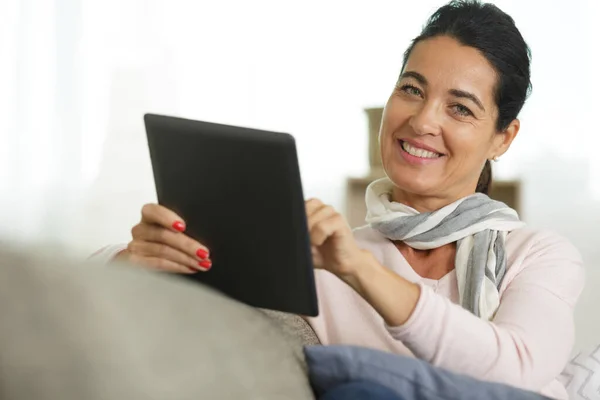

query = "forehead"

[{"left": 404, "top": 36, "right": 498, "bottom": 105}]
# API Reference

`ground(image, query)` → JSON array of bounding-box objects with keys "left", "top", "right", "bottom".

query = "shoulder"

[
  {"left": 504, "top": 227, "right": 585, "bottom": 304},
  {"left": 507, "top": 227, "right": 583, "bottom": 265}
]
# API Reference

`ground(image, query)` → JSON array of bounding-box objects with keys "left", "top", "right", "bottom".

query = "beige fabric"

[
  {"left": 261, "top": 310, "right": 321, "bottom": 347},
  {"left": 0, "top": 246, "right": 314, "bottom": 400}
]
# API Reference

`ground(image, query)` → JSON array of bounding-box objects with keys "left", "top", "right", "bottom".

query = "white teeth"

[{"left": 401, "top": 141, "right": 440, "bottom": 159}]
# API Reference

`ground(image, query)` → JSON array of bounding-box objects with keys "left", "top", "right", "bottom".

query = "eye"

[
  {"left": 399, "top": 84, "right": 423, "bottom": 98},
  {"left": 451, "top": 103, "right": 473, "bottom": 117}
]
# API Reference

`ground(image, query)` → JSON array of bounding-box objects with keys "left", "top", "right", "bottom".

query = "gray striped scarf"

[{"left": 365, "top": 178, "right": 524, "bottom": 320}]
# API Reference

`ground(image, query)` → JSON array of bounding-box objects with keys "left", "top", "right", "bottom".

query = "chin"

[{"left": 384, "top": 168, "right": 439, "bottom": 196}]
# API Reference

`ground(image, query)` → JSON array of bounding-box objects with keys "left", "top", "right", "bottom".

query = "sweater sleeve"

[
  {"left": 386, "top": 231, "right": 585, "bottom": 392},
  {"left": 88, "top": 244, "right": 128, "bottom": 264}
]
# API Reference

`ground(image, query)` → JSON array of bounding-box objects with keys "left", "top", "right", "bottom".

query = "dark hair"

[{"left": 402, "top": 0, "right": 532, "bottom": 195}]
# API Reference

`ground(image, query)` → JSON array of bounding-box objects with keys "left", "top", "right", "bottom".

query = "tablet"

[{"left": 144, "top": 114, "right": 319, "bottom": 316}]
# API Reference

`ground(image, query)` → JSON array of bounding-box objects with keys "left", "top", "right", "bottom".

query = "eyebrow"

[
  {"left": 400, "top": 70, "right": 486, "bottom": 112},
  {"left": 448, "top": 89, "right": 485, "bottom": 112},
  {"left": 400, "top": 71, "right": 428, "bottom": 86}
]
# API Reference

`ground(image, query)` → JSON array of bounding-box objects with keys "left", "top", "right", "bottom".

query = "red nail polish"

[
  {"left": 196, "top": 249, "right": 209, "bottom": 259},
  {"left": 199, "top": 259, "right": 212, "bottom": 270},
  {"left": 172, "top": 221, "right": 185, "bottom": 232}
]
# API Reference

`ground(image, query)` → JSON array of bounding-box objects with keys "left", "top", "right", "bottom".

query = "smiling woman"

[{"left": 93, "top": 1, "right": 584, "bottom": 399}]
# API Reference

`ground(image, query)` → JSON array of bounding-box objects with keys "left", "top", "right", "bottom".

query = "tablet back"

[{"left": 145, "top": 114, "right": 318, "bottom": 316}]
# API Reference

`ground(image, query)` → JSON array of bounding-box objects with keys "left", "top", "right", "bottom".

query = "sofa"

[{"left": 0, "top": 245, "right": 320, "bottom": 400}]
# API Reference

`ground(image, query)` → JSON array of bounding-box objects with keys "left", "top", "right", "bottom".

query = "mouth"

[{"left": 398, "top": 140, "right": 444, "bottom": 159}]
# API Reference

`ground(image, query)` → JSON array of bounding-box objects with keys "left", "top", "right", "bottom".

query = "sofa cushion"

[
  {"left": 0, "top": 245, "right": 314, "bottom": 400},
  {"left": 304, "top": 345, "right": 550, "bottom": 400}
]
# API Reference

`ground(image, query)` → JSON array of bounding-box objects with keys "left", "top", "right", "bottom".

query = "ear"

[{"left": 490, "top": 119, "right": 520, "bottom": 159}]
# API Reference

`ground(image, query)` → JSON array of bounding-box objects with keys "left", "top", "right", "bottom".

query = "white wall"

[{"left": 3, "top": 0, "right": 599, "bottom": 351}]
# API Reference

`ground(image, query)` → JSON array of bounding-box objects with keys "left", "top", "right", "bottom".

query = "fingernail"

[
  {"left": 198, "top": 259, "right": 212, "bottom": 270},
  {"left": 172, "top": 221, "right": 186, "bottom": 232},
  {"left": 196, "top": 249, "right": 209, "bottom": 259}
]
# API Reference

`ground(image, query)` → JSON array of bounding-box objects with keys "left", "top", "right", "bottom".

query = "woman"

[{"left": 96, "top": 1, "right": 584, "bottom": 399}]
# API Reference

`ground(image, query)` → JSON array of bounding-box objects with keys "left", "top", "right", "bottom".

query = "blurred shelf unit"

[{"left": 345, "top": 107, "right": 522, "bottom": 228}]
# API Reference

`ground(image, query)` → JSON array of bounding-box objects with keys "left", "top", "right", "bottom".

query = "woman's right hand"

[{"left": 117, "top": 203, "right": 212, "bottom": 274}]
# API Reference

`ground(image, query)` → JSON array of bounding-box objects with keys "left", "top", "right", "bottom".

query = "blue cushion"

[
  {"left": 304, "top": 345, "right": 550, "bottom": 400},
  {"left": 320, "top": 381, "right": 405, "bottom": 400}
]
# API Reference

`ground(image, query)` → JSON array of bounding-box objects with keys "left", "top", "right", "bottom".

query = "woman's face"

[{"left": 380, "top": 35, "right": 517, "bottom": 207}]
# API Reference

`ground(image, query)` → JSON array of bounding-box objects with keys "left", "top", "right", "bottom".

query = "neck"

[{"left": 391, "top": 185, "right": 477, "bottom": 213}]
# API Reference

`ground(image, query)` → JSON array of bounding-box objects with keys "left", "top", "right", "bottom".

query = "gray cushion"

[
  {"left": 304, "top": 345, "right": 550, "bottom": 400},
  {"left": 0, "top": 245, "right": 314, "bottom": 400}
]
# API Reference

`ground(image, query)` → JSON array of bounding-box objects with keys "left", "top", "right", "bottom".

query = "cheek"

[
  {"left": 379, "top": 98, "right": 408, "bottom": 150},
  {"left": 382, "top": 96, "right": 407, "bottom": 127},
  {"left": 446, "top": 130, "right": 493, "bottom": 166}
]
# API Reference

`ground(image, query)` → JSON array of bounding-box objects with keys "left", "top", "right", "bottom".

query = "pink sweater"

[{"left": 308, "top": 226, "right": 585, "bottom": 400}]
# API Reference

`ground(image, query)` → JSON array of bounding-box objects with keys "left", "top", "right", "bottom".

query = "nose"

[{"left": 408, "top": 101, "right": 442, "bottom": 137}]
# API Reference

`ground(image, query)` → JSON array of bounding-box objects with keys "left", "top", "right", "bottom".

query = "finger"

[
  {"left": 141, "top": 203, "right": 187, "bottom": 232},
  {"left": 311, "top": 245, "right": 324, "bottom": 268},
  {"left": 128, "top": 240, "right": 203, "bottom": 271},
  {"left": 307, "top": 204, "right": 337, "bottom": 232},
  {"left": 305, "top": 198, "right": 325, "bottom": 217},
  {"left": 131, "top": 223, "right": 210, "bottom": 260},
  {"left": 310, "top": 214, "right": 347, "bottom": 247},
  {"left": 128, "top": 254, "right": 198, "bottom": 274}
]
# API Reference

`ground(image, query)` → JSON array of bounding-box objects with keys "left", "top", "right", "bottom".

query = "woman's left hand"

[{"left": 305, "top": 199, "right": 368, "bottom": 278}]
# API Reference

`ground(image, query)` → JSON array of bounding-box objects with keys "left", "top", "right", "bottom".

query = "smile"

[{"left": 399, "top": 140, "right": 443, "bottom": 159}]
